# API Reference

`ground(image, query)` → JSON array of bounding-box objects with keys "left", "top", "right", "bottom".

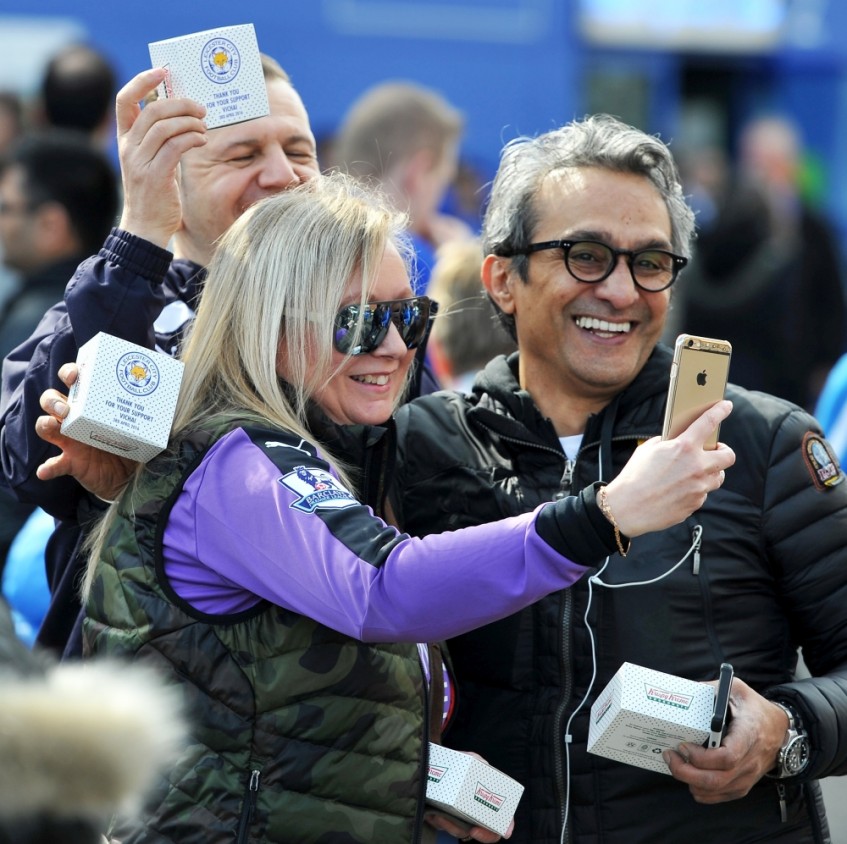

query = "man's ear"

[{"left": 481, "top": 253, "right": 517, "bottom": 314}]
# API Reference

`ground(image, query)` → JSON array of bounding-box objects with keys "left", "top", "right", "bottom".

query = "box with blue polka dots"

[
  {"left": 61, "top": 332, "right": 184, "bottom": 463},
  {"left": 426, "top": 742, "right": 524, "bottom": 836},
  {"left": 587, "top": 662, "right": 714, "bottom": 774},
  {"left": 149, "top": 23, "right": 269, "bottom": 130}
]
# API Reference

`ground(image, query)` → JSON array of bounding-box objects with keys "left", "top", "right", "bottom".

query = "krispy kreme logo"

[
  {"left": 594, "top": 694, "right": 613, "bottom": 724},
  {"left": 645, "top": 684, "right": 693, "bottom": 710},
  {"left": 428, "top": 764, "right": 447, "bottom": 783},
  {"left": 474, "top": 783, "right": 505, "bottom": 812}
]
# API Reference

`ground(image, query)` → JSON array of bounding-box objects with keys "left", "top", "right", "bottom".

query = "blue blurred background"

[{"left": 2, "top": 0, "right": 846, "bottom": 237}]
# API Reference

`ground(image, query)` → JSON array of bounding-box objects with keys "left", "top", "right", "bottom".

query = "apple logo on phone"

[{"left": 696, "top": 370, "right": 708, "bottom": 386}]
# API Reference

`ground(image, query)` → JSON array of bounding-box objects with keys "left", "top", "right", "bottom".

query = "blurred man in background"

[
  {"left": 0, "top": 131, "right": 118, "bottom": 360},
  {"left": 674, "top": 114, "right": 846, "bottom": 409},
  {"left": 426, "top": 239, "right": 514, "bottom": 392},
  {"left": 334, "top": 80, "right": 473, "bottom": 294},
  {"left": 33, "top": 43, "right": 118, "bottom": 151},
  {"left": 0, "top": 91, "right": 26, "bottom": 316},
  {"left": 0, "top": 130, "right": 118, "bottom": 577}
]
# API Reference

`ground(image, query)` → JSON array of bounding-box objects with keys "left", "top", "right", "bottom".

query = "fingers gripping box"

[
  {"left": 149, "top": 23, "right": 269, "bottom": 129},
  {"left": 426, "top": 743, "right": 524, "bottom": 836},
  {"left": 587, "top": 662, "right": 714, "bottom": 774},
  {"left": 61, "top": 332, "right": 184, "bottom": 463}
]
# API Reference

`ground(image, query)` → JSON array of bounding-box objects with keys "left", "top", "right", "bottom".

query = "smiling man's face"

[
  {"left": 493, "top": 166, "right": 673, "bottom": 415},
  {"left": 176, "top": 78, "right": 318, "bottom": 265}
]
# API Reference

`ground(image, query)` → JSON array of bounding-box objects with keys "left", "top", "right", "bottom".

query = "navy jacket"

[{"left": 0, "top": 229, "right": 204, "bottom": 653}]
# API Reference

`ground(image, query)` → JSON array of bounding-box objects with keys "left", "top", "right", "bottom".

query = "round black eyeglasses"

[{"left": 514, "top": 239, "right": 688, "bottom": 292}]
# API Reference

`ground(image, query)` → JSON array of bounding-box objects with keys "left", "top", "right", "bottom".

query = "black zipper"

[
  {"left": 777, "top": 781, "right": 788, "bottom": 823},
  {"left": 476, "top": 423, "right": 567, "bottom": 465},
  {"left": 554, "top": 588, "right": 574, "bottom": 844},
  {"left": 477, "top": 420, "right": 577, "bottom": 841},
  {"left": 553, "top": 458, "right": 575, "bottom": 842},
  {"left": 556, "top": 458, "right": 575, "bottom": 498},
  {"left": 236, "top": 768, "right": 261, "bottom": 844},
  {"left": 692, "top": 524, "right": 703, "bottom": 574},
  {"left": 473, "top": 423, "right": 656, "bottom": 844}
]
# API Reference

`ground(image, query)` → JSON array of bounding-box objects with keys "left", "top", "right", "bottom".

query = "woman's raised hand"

[{"left": 602, "top": 400, "right": 735, "bottom": 538}]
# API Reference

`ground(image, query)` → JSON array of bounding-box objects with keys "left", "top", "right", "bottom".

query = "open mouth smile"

[
  {"left": 351, "top": 374, "right": 391, "bottom": 386},
  {"left": 574, "top": 316, "right": 632, "bottom": 336}
]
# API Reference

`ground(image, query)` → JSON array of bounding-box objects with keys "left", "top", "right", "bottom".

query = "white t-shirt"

[{"left": 559, "top": 434, "right": 584, "bottom": 460}]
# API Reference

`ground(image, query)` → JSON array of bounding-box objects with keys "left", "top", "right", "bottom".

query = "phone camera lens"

[{"left": 687, "top": 339, "right": 694, "bottom": 347}]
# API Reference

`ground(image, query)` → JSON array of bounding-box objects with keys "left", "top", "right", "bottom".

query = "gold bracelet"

[{"left": 597, "top": 485, "right": 631, "bottom": 558}]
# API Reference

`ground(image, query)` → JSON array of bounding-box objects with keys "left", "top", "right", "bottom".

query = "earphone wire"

[
  {"left": 560, "top": 552, "right": 609, "bottom": 844},
  {"left": 558, "top": 443, "right": 703, "bottom": 844}
]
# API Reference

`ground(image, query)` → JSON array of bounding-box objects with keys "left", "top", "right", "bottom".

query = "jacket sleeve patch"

[
  {"left": 802, "top": 432, "right": 844, "bottom": 491},
  {"left": 279, "top": 465, "right": 359, "bottom": 513}
]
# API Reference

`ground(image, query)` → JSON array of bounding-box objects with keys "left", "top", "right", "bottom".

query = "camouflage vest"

[{"left": 83, "top": 423, "right": 430, "bottom": 844}]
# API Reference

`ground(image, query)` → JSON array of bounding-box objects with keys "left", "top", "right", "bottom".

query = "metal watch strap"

[
  {"left": 770, "top": 701, "right": 810, "bottom": 779},
  {"left": 773, "top": 701, "right": 799, "bottom": 734}
]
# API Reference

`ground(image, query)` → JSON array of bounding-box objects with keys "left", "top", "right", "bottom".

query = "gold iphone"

[{"left": 662, "top": 334, "right": 732, "bottom": 449}]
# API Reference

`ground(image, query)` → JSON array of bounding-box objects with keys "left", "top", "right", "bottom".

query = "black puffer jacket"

[{"left": 392, "top": 345, "right": 847, "bottom": 844}]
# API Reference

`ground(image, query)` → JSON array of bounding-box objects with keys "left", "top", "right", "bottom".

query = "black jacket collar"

[{"left": 466, "top": 344, "right": 674, "bottom": 449}]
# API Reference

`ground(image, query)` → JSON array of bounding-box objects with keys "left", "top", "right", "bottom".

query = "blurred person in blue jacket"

[{"left": 814, "top": 354, "right": 847, "bottom": 462}]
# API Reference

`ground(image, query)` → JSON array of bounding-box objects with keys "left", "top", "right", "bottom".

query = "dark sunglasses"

[{"left": 333, "top": 296, "right": 437, "bottom": 356}]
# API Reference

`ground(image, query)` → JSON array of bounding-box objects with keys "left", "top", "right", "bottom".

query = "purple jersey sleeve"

[{"left": 163, "top": 427, "right": 589, "bottom": 643}]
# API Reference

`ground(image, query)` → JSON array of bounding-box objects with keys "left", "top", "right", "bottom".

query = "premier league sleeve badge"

[{"left": 279, "top": 466, "right": 359, "bottom": 513}]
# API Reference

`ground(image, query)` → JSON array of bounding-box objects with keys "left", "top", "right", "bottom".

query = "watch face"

[{"left": 785, "top": 736, "right": 811, "bottom": 774}]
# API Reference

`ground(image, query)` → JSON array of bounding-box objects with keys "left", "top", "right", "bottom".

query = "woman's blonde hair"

[{"left": 82, "top": 171, "right": 410, "bottom": 598}]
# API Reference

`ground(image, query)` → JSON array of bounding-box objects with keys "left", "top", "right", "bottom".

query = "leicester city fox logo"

[
  {"left": 201, "top": 36, "right": 241, "bottom": 84},
  {"left": 116, "top": 352, "right": 160, "bottom": 397},
  {"left": 280, "top": 465, "right": 358, "bottom": 513}
]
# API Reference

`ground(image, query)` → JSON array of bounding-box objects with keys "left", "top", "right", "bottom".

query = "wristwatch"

[{"left": 770, "top": 702, "right": 810, "bottom": 778}]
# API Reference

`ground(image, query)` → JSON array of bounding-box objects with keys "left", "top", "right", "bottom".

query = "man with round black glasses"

[{"left": 390, "top": 114, "right": 847, "bottom": 843}]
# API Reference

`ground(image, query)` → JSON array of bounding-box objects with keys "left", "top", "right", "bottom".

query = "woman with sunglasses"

[{"left": 71, "top": 172, "right": 732, "bottom": 844}]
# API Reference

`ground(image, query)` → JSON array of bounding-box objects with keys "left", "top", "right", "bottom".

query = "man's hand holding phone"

[
  {"left": 709, "top": 663, "right": 734, "bottom": 749},
  {"left": 663, "top": 334, "right": 732, "bottom": 449}
]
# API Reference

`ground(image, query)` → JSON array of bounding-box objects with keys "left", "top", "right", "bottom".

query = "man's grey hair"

[{"left": 482, "top": 113, "right": 695, "bottom": 278}]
